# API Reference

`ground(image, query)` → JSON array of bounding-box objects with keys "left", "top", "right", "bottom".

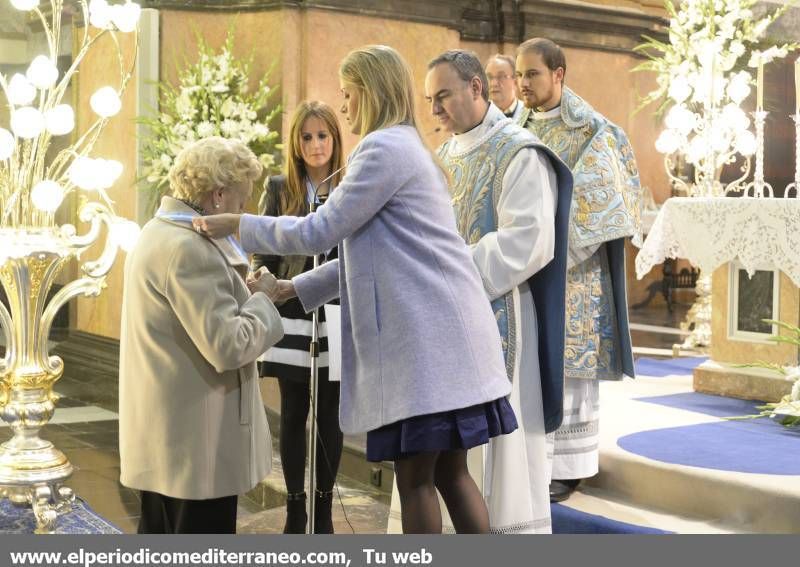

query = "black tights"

[
  {"left": 394, "top": 449, "right": 489, "bottom": 534},
  {"left": 278, "top": 376, "right": 343, "bottom": 493}
]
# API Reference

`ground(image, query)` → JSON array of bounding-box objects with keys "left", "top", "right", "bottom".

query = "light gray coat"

[
  {"left": 240, "top": 125, "right": 510, "bottom": 434},
  {"left": 119, "top": 197, "right": 284, "bottom": 499}
]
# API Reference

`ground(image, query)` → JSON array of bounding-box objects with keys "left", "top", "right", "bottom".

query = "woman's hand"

[
  {"left": 192, "top": 214, "right": 241, "bottom": 239},
  {"left": 247, "top": 267, "right": 297, "bottom": 304}
]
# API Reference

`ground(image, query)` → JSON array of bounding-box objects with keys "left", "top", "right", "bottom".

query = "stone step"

[
  {"left": 561, "top": 486, "right": 736, "bottom": 533},
  {"left": 591, "top": 377, "right": 800, "bottom": 533}
]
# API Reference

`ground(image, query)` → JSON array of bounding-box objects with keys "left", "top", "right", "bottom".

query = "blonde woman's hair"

[
  {"left": 283, "top": 101, "right": 345, "bottom": 216},
  {"left": 339, "top": 45, "right": 418, "bottom": 136},
  {"left": 169, "top": 136, "right": 263, "bottom": 202}
]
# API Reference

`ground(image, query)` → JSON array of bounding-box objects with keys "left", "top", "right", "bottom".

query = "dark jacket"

[{"left": 252, "top": 175, "right": 310, "bottom": 281}]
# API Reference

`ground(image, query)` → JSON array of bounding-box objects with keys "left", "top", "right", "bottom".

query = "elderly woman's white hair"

[{"left": 169, "top": 136, "right": 263, "bottom": 202}]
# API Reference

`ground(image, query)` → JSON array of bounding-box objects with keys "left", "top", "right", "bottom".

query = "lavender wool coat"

[{"left": 240, "top": 125, "right": 511, "bottom": 434}]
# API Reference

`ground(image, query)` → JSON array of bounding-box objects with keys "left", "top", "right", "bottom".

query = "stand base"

[{"left": 0, "top": 442, "right": 74, "bottom": 533}]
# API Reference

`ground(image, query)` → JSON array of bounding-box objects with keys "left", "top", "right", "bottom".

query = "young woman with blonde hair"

[
  {"left": 252, "top": 101, "right": 344, "bottom": 534},
  {"left": 195, "top": 45, "right": 517, "bottom": 534}
]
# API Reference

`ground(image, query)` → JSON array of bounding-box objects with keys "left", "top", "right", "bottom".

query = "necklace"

[{"left": 178, "top": 198, "right": 206, "bottom": 215}]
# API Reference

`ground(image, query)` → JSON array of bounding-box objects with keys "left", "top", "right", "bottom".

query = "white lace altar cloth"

[{"left": 635, "top": 197, "right": 800, "bottom": 286}]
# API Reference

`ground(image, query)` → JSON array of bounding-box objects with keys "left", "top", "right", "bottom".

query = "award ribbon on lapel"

[{"left": 156, "top": 212, "right": 248, "bottom": 264}]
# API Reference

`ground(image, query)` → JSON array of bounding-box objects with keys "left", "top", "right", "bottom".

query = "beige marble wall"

[
  {"left": 711, "top": 265, "right": 800, "bottom": 366},
  {"left": 73, "top": 28, "right": 138, "bottom": 340},
  {"left": 298, "top": 9, "right": 460, "bottom": 153}
]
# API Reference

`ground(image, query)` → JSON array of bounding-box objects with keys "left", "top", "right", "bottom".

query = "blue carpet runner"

[
  {"left": 619, "top": 379, "right": 800, "bottom": 475},
  {"left": 551, "top": 503, "right": 670, "bottom": 534},
  {"left": 634, "top": 356, "right": 707, "bottom": 377},
  {"left": 0, "top": 497, "right": 121, "bottom": 534}
]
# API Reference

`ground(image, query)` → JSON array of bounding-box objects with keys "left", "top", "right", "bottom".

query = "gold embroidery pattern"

[
  {"left": 440, "top": 127, "right": 533, "bottom": 382},
  {"left": 529, "top": 104, "right": 641, "bottom": 250},
  {"left": 563, "top": 249, "right": 620, "bottom": 380},
  {"left": 526, "top": 90, "right": 636, "bottom": 381}
]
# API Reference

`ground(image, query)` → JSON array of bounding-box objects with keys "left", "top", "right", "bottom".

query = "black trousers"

[
  {"left": 137, "top": 490, "right": 238, "bottom": 534},
  {"left": 278, "top": 375, "right": 343, "bottom": 494}
]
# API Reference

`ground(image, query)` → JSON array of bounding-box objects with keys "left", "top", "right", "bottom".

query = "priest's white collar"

[
  {"left": 503, "top": 99, "right": 519, "bottom": 116},
  {"left": 449, "top": 103, "right": 508, "bottom": 154},
  {"left": 532, "top": 105, "right": 561, "bottom": 120}
]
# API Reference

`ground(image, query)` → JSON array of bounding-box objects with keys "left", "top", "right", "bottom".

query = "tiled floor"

[{"left": 0, "top": 301, "right": 694, "bottom": 534}]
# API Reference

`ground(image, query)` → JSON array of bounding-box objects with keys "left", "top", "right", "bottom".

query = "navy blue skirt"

[{"left": 366, "top": 397, "right": 518, "bottom": 462}]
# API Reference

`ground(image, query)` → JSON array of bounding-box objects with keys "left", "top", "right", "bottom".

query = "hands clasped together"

[
  {"left": 193, "top": 215, "right": 296, "bottom": 305},
  {"left": 247, "top": 266, "right": 296, "bottom": 306}
]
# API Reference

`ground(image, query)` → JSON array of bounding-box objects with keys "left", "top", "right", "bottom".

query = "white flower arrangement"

[
  {"left": 139, "top": 29, "right": 281, "bottom": 207},
  {"left": 735, "top": 320, "right": 800, "bottom": 428},
  {"left": 635, "top": 0, "right": 797, "bottom": 189}
]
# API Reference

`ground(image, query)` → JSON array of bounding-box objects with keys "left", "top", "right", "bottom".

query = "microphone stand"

[{"left": 306, "top": 166, "right": 343, "bottom": 535}]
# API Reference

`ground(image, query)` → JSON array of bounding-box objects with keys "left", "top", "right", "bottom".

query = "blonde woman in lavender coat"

[{"left": 194, "top": 45, "right": 516, "bottom": 534}]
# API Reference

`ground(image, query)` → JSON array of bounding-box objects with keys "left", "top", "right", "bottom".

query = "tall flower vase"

[{"left": 0, "top": 204, "right": 124, "bottom": 533}]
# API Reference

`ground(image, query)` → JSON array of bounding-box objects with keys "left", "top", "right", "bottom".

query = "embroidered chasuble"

[{"left": 520, "top": 87, "right": 641, "bottom": 382}]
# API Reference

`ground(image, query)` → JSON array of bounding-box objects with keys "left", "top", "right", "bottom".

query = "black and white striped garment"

[{"left": 258, "top": 253, "right": 337, "bottom": 382}]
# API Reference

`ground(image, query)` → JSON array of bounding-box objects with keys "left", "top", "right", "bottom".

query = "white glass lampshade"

[
  {"left": 111, "top": 218, "right": 141, "bottom": 252},
  {"left": 26, "top": 55, "right": 59, "bottom": 89},
  {"left": 90, "top": 87, "right": 122, "bottom": 118},
  {"left": 10, "top": 0, "right": 39, "bottom": 11},
  {"left": 710, "top": 128, "right": 730, "bottom": 153},
  {"left": 686, "top": 135, "right": 708, "bottom": 165},
  {"left": 45, "top": 105, "right": 75, "bottom": 136},
  {"left": 31, "top": 180, "right": 64, "bottom": 213},
  {"left": 0, "top": 128, "right": 15, "bottom": 160},
  {"left": 11, "top": 107, "right": 45, "bottom": 139},
  {"left": 68, "top": 156, "right": 98, "bottom": 190},
  {"left": 735, "top": 131, "right": 757, "bottom": 156},
  {"left": 96, "top": 159, "right": 124, "bottom": 189},
  {"left": 655, "top": 129, "right": 681, "bottom": 155},
  {"left": 89, "top": 0, "right": 112, "bottom": 29},
  {"left": 665, "top": 105, "right": 695, "bottom": 134},
  {"left": 7, "top": 73, "right": 36, "bottom": 106},
  {"left": 111, "top": 2, "right": 142, "bottom": 33},
  {"left": 721, "top": 104, "right": 749, "bottom": 133}
]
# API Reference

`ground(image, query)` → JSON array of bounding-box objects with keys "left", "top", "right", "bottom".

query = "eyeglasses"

[{"left": 487, "top": 73, "right": 513, "bottom": 82}]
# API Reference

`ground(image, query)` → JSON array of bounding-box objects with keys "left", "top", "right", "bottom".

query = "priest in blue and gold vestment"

[
  {"left": 419, "top": 49, "right": 572, "bottom": 534},
  {"left": 516, "top": 38, "right": 642, "bottom": 502}
]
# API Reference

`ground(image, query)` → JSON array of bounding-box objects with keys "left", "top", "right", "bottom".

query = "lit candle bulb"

[{"left": 757, "top": 59, "right": 764, "bottom": 112}]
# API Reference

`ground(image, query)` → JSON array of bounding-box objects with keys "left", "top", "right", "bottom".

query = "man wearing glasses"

[{"left": 485, "top": 53, "right": 524, "bottom": 122}]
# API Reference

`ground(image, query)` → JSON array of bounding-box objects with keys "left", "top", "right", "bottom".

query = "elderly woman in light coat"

[
  {"left": 194, "top": 46, "right": 517, "bottom": 534},
  {"left": 119, "top": 137, "right": 284, "bottom": 534}
]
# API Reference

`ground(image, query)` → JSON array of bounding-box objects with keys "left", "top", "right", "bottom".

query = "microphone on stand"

[
  {"left": 311, "top": 166, "right": 345, "bottom": 211},
  {"left": 306, "top": 166, "right": 341, "bottom": 535}
]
